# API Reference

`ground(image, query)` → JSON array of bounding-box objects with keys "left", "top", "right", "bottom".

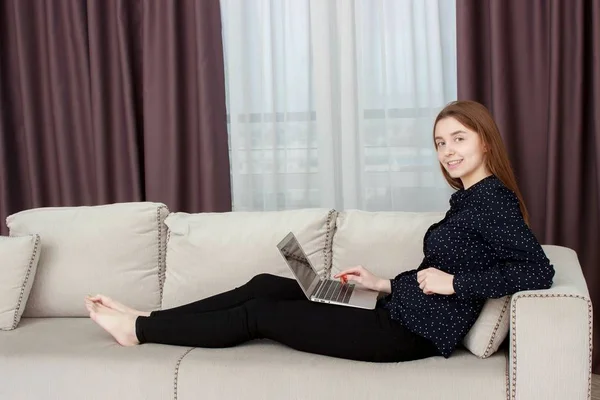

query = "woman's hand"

[
  {"left": 334, "top": 265, "right": 390, "bottom": 293},
  {"left": 416, "top": 268, "right": 455, "bottom": 295}
]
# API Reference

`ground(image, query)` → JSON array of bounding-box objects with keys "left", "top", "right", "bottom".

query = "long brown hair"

[{"left": 433, "top": 100, "right": 530, "bottom": 226}]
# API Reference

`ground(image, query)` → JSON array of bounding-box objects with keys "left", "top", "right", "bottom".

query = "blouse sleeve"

[
  {"left": 452, "top": 186, "right": 555, "bottom": 300},
  {"left": 387, "top": 257, "right": 426, "bottom": 295}
]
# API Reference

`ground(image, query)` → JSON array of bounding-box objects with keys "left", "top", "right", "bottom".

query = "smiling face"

[{"left": 434, "top": 117, "right": 491, "bottom": 189}]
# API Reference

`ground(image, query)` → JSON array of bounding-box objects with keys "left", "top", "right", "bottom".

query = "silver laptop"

[{"left": 276, "top": 232, "right": 378, "bottom": 310}]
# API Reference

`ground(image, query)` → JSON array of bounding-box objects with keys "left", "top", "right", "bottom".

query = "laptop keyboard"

[{"left": 313, "top": 279, "right": 355, "bottom": 303}]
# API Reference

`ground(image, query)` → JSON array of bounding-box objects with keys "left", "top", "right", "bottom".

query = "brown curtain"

[
  {"left": 457, "top": 0, "right": 600, "bottom": 372},
  {"left": 0, "top": 0, "right": 232, "bottom": 235}
]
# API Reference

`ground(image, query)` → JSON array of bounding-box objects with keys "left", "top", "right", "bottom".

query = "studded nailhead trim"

[
  {"left": 173, "top": 347, "right": 195, "bottom": 400},
  {"left": 157, "top": 205, "right": 169, "bottom": 302},
  {"left": 482, "top": 296, "right": 511, "bottom": 358},
  {"left": 3, "top": 234, "right": 40, "bottom": 331},
  {"left": 505, "top": 351, "right": 510, "bottom": 400},
  {"left": 509, "top": 293, "right": 593, "bottom": 400},
  {"left": 323, "top": 209, "right": 337, "bottom": 279}
]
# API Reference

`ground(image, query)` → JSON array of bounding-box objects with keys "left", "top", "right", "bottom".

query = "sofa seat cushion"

[
  {"left": 176, "top": 340, "right": 508, "bottom": 400},
  {"left": 0, "top": 318, "right": 192, "bottom": 400}
]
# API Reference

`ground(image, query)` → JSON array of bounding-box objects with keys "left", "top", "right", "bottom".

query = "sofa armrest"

[{"left": 509, "top": 245, "right": 592, "bottom": 400}]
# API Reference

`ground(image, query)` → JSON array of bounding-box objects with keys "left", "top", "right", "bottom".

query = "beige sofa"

[{"left": 0, "top": 202, "right": 592, "bottom": 400}]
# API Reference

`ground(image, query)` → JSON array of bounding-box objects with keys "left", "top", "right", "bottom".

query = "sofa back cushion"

[
  {"left": 162, "top": 209, "right": 336, "bottom": 309},
  {"left": 6, "top": 202, "right": 169, "bottom": 317},
  {"left": 0, "top": 234, "right": 41, "bottom": 330},
  {"left": 331, "top": 210, "right": 445, "bottom": 278}
]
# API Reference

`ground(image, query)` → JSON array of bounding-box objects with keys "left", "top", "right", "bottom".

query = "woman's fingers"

[
  {"left": 344, "top": 274, "right": 362, "bottom": 284},
  {"left": 334, "top": 266, "right": 362, "bottom": 278},
  {"left": 334, "top": 269, "right": 356, "bottom": 277}
]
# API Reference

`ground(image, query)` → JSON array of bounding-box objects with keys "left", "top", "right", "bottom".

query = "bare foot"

[
  {"left": 87, "top": 301, "right": 140, "bottom": 346},
  {"left": 86, "top": 294, "right": 151, "bottom": 317}
]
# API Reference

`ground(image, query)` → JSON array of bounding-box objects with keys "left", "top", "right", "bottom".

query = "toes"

[
  {"left": 87, "top": 294, "right": 107, "bottom": 304},
  {"left": 84, "top": 299, "right": 94, "bottom": 312},
  {"left": 96, "top": 295, "right": 114, "bottom": 308},
  {"left": 99, "top": 295, "right": 113, "bottom": 303}
]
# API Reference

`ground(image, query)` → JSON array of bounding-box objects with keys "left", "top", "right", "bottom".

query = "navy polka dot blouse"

[{"left": 379, "top": 175, "right": 555, "bottom": 358}]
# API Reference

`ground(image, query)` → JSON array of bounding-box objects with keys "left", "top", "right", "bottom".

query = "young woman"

[{"left": 85, "top": 100, "right": 554, "bottom": 362}]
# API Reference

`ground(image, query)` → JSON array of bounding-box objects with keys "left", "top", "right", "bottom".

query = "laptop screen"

[{"left": 277, "top": 233, "right": 318, "bottom": 293}]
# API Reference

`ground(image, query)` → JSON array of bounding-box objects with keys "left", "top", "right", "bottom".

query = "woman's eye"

[
  {"left": 437, "top": 142, "right": 445, "bottom": 147},
  {"left": 455, "top": 137, "right": 464, "bottom": 142}
]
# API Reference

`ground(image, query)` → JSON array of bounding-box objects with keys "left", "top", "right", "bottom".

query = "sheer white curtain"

[{"left": 221, "top": 0, "right": 457, "bottom": 212}]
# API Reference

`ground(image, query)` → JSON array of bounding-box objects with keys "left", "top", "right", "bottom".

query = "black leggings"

[{"left": 135, "top": 273, "right": 440, "bottom": 362}]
